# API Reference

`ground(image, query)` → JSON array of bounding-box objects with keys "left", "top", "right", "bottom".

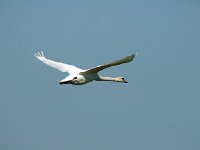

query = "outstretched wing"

[
  {"left": 81, "top": 53, "right": 136, "bottom": 74},
  {"left": 34, "top": 51, "right": 83, "bottom": 74}
]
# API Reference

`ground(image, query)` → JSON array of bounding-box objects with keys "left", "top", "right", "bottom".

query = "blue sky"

[{"left": 0, "top": 0, "right": 200, "bottom": 150}]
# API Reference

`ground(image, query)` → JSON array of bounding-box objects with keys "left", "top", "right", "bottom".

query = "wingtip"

[
  {"left": 133, "top": 52, "right": 137, "bottom": 56},
  {"left": 135, "top": 52, "right": 138, "bottom": 56},
  {"left": 131, "top": 53, "right": 137, "bottom": 59},
  {"left": 34, "top": 51, "right": 45, "bottom": 58},
  {"left": 34, "top": 52, "right": 39, "bottom": 57},
  {"left": 41, "top": 51, "right": 44, "bottom": 57}
]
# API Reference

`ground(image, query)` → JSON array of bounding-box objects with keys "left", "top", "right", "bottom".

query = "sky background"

[{"left": 0, "top": 0, "right": 200, "bottom": 150}]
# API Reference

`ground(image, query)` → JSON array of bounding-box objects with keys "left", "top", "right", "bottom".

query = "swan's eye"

[
  {"left": 122, "top": 78, "right": 124, "bottom": 80},
  {"left": 73, "top": 77, "right": 77, "bottom": 80}
]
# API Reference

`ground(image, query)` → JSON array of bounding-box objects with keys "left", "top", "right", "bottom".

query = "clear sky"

[{"left": 0, "top": 0, "right": 199, "bottom": 150}]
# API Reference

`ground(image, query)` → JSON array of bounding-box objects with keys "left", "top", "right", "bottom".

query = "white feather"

[
  {"left": 34, "top": 51, "right": 136, "bottom": 85},
  {"left": 34, "top": 52, "right": 83, "bottom": 74}
]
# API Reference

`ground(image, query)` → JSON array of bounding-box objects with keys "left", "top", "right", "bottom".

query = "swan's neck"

[{"left": 98, "top": 76, "right": 120, "bottom": 82}]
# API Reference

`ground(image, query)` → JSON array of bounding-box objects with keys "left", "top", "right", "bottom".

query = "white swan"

[{"left": 34, "top": 52, "right": 136, "bottom": 85}]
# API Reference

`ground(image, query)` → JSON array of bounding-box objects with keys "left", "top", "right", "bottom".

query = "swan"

[{"left": 34, "top": 52, "right": 136, "bottom": 85}]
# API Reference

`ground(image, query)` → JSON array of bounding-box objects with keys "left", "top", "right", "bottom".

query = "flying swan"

[{"left": 34, "top": 52, "right": 136, "bottom": 85}]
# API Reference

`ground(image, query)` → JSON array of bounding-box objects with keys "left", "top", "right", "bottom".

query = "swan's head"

[
  {"left": 59, "top": 74, "right": 86, "bottom": 85},
  {"left": 117, "top": 77, "right": 128, "bottom": 83}
]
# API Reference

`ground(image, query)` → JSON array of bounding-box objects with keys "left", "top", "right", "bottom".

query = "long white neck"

[{"left": 97, "top": 76, "right": 123, "bottom": 82}]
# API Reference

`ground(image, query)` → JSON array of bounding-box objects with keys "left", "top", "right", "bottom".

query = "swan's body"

[{"left": 34, "top": 52, "right": 136, "bottom": 85}]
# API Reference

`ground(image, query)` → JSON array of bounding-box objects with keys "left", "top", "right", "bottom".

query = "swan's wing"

[
  {"left": 81, "top": 54, "right": 136, "bottom": 74},
  {"left": 34, "top": 52, "right": 83, "bottom": 74}
]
